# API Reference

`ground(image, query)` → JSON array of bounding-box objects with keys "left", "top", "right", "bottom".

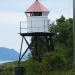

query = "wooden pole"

[{"left": 73, "top": 0, "right": 75, "bottom": 67}]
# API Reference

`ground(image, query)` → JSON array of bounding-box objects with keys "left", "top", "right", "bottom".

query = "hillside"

[{"left": 0, "top": 47, "right": 19, "bottom": 61}]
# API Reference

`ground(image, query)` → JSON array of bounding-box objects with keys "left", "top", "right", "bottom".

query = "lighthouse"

[
  {"left": 18, "top": 0, "right": 54, "bottom": 67},
  {"left": 25, "top": 0, "right": 49, "bottom": 32},
  {"left": 18, "top": 0, "right": 54, "bottom": 62},
  {"left": 15, "top": 1, "right": 54, "bottom": 75}
]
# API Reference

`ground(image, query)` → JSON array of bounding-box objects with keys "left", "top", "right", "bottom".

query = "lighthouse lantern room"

[{"left": 25, "top": 0, "right": 49, "bottom": 33}]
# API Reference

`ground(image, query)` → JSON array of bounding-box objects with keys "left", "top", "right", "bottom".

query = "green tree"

[
  {"left": 50, "top": 15, "right": 73, "bottom": 66},
  {"left": 30, "top": 15, "right": 73, "bottom": 69},
  {"left": 50, "top": 15, "right": 73, "bottom": 46}
]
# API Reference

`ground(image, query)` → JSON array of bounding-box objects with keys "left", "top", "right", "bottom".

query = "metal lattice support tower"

[{"left": 18, "top": 32, "right": 54, "bottom": 65}]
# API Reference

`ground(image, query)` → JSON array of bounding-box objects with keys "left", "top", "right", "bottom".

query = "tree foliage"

[
  {"left": 49, "top": 15, "right": 73, "bottom": 67},
  {"left": 31, "top": 15, "right": 73, "bottom": 68}
]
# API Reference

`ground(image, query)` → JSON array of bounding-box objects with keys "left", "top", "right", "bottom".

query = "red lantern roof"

[{"left": 25, "top": 0, "right": 49, "bottom": 13}]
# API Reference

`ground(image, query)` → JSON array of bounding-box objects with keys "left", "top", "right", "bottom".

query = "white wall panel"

[{"left": 27, "top": 16, "right": 49, "bottom": 32}]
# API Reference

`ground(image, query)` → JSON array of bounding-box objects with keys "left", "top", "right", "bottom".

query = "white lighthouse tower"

[
  {"left": 18, "top": 0, "right": 54, "bottom": 68},
  {"left": 25, "top": 0, "right": 49, "bottom": 33}
]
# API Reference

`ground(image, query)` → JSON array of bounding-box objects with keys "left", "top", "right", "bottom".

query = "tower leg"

[
  {"left": 45, "top": 35, "right": 54, "bottom": 52},
  {"left": 18, "top": 37, "right": 23, "bottom": 67},
  {"left": 35, "top": 36, "right": 40, "bottom": 61},
  {"left": 49, "top": 36, "right": 54, "bottom": 51},
  {"left": 45, "top": 36, "right": 50, "bottom": 52}
]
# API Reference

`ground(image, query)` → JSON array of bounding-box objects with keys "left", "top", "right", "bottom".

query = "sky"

[{"left": 0, "top": 0, "right": 73, "bottom": 53}]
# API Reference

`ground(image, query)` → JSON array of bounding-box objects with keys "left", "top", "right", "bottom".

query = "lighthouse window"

[{"left": 32, "top": 12, "right": 42, "bottom": 16}]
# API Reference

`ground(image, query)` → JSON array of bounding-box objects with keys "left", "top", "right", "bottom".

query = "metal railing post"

[
  {"left": 31, "top": 21, "right": 32, "bottom": 32},
  {"left": 20, "top": 21, "right": 21, "bottom": 33},
  {"left": 44, "top": 20, "right": 45, "bottom": 32}
]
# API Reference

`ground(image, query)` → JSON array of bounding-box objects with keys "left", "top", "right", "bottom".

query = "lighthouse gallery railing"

[{"left": 20, "top": 20, "right": 50, "bottom": 33}]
